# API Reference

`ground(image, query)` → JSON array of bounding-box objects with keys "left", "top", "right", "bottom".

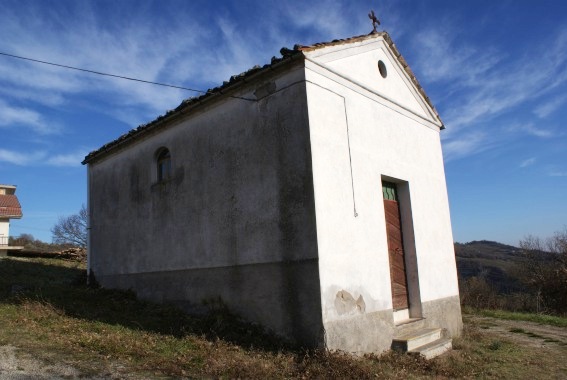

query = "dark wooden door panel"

[
  {"left": 384, "top": 198, "right": 409, "bottom": 310},
  {"left": 393, "top": 291, "right": 409, "bottom": 309}
]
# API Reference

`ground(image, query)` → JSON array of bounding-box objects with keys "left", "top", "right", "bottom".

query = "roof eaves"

[
  {"left": 294, "top": 31, "right": 386, "bottom": 52},
  {"left": 0, "top": 208, "right": 23, "bottom": 218},
  {"left": 83, "top": 30, "right": 445, "bottom": 165},
  {"left": 82, "top": 50, "right": 304, "bottom": 165},
  {"left": 381, "top": 33, "right": 444, "bottom": 128}
]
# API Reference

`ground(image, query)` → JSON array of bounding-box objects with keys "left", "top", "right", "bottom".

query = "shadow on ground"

[{"left": 0, "top": 257, "right": 292, "bottom": 352}]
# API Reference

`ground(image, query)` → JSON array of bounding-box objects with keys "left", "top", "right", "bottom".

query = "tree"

[
  {"left": 9, "top": 233, "right": 34, "bottom": 246},
  {"left": 519, "top": 228, "right": 567, "bottom": 314},
  {"left": 51, "top": 205, "right": 87, "bottom": 248}
]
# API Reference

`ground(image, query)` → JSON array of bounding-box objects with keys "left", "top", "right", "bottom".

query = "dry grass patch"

[{"left": 1, "top": 256, "right": 565, "bottom": 379}]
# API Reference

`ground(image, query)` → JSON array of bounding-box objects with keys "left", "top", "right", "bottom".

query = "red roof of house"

[{"left": 0, "top": 194, "right": 22, "bottom": 218}]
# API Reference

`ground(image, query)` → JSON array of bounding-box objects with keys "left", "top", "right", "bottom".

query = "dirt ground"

[
  {"left": 468, "top": 315, "right": 567, "bottom": 348},
  {"left": 0, "top": 345, "right": 81, "bottom": 379},
  {"left": 467, "top": 314, "right": 567, "bottom": 379},
  {"left": 0, "top": 345, "right": 144, "bottom": 380},
  {"left": 1, "top": 316, "right": 566, "bottom": 379}
]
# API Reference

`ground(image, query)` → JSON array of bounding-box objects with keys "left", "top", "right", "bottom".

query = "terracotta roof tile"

[
  {"left": 294, "top": 31, "right": 382, "bottom": 51},
  {"left": 0, "top": 194, "right": 22, "bottom": 217},
  {"left": 83, "top": 31, "right": 441, "bottom": 165}
]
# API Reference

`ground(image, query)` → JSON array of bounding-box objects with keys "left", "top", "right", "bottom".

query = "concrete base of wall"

[
  {"left": 95, "top": 259, "right": 324, "bottom": 347},
  {"left": 324, "top": 309, "right": 396, "bottom": 354},
  {"left": 96, "top": 261, "right": 461, "bottom": 353},
  {"left": 420, "top": 295, "right": 463, "bottom": 337},
  {"left": 323, "top": 294, "right": 462, "bottom": 354}
]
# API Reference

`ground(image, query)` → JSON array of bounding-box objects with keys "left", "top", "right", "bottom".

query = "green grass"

[
  {"left": 466, "top": 307, "right": 567, "bottom": 328},
  {"left": 1, "top": 256, "right": 566, "bottom": 379}
]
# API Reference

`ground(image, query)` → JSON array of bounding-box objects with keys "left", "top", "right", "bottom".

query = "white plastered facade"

[
  {"left": 0, "top": 220, "right": 9, "bottom": 241},
  {"left": 303, "top": 36, "right": 461, "bottom": 350}
]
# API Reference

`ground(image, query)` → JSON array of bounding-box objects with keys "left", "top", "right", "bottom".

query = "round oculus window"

[{"left": 378, "top": 60, "right": 387, "bottom": 78}]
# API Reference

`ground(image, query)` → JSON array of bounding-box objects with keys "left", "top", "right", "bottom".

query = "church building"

[{"left": 83, "top": 29, "right": 462, "bottom": 356}]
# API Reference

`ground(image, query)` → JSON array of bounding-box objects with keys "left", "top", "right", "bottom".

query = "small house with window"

[
  {"left": 83, "top": 31, "right": 461, "bottom": 356},
  {"left": 0, "top": 184, "right": 23, "bottom": 256}
]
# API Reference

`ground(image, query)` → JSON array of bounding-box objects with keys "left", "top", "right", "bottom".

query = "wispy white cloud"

[
  {"left": 0, "top": 148, "right": 87, "bottom": 167},
  {"left": 442, "top": 131, "right": 490, "bottom": 162},
  {"left": 505, "top": 123, "right": 554, "bottom": 138},
  {"left": 280, "top": 0, "right": 361, "bottom": 39},
  {"left": 0, "top": 149, "right": 46, "bottom": 166},
  {"left": 46, "top": 151, "right": 89, "bottom": 167},
  {"left": 0, "top": 83, "right": 67, "bottom": 107},
  {"left": 0, "top": 0, "right": 374, "bottom": 131},
  {"left": 209, "top": 16, "right": 262, "bottom": 84},
  {"left": 406, "top": 21, "right": 567, "bottom": 163},
  {"left": 1, "top": 1, "right": 565, "bottom": 170},
  {"left": 0, "top": 101, "right": 60, "bottom": 134},
  {"left": 186, "top": 0, "right": 363, "bottom": 89},
  {"left": 534, "top": 95, "right": 567, "bottom": 118},
  {"left": 520, "top": 157, "right": 536, "bottom": 168},
  {"left": 413, "top": 28, "right": 501, "bottom": 85},
  {"left": 0, "top": 2, "right": 206, "bottom": 121},
  {"left": 549, "top": 170, "right": 567, "bottom": 177},
  {"left": 412, "top": 26, "right": 567, "bottom": 140}
]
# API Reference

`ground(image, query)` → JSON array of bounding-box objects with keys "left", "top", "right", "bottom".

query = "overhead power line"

[{"left": 0, "top": 51, "right": 221, "bottom": 95}]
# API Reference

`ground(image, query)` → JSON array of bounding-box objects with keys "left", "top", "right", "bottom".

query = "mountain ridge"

[{"left": 454, "top": 240, "right": 526, "bottom": 293}]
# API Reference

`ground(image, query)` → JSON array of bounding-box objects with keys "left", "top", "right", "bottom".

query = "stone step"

[
  {"left": 409, "top": 337, "right": 452, "bottom": 359},
  {"left": 391, "top": 327, "right": 443, "bottom": 352},
  {"left": 394, "top": 317, "right": 426, "bottom": 336}
]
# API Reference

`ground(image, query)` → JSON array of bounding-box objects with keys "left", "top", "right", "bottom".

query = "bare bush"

[
  {"left": 459, "top": 276, "right": 541, "bottom": 313},
  {"left": 519, "top": 228, "right": 567, "bottom": 314},
  {"left": 9, "top": 233, "right": 73, "bottom": 252},
  {"left": 460, "top": 276, "right": 500, "bottom": 309}
]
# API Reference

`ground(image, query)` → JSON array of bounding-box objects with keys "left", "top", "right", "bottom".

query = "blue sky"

[{"left": 1, "top": 0, "right": 566, "bottom": 246}]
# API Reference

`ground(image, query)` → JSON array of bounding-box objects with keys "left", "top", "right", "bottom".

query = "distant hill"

[{"left": 454, "top": 240, "right": 526, "bottom": 293}]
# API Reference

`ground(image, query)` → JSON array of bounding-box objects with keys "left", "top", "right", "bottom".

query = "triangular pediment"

[{"left": 300, "top": 33, "right": 443, "bottom": 128}]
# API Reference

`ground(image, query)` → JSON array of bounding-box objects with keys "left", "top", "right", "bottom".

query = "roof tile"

[{"left": 0, "top": 194, "right": 22, "bottom": 217}]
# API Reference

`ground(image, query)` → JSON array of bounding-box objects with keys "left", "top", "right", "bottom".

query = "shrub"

[{"left": 518, "top": 228, "right": 567, "bottom": 315}]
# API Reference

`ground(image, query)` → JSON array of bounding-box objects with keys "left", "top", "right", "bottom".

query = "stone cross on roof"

[{"left": 368, "top": 10, "right": 380, "bottom": 33}]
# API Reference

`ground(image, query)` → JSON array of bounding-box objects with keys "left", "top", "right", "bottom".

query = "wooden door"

[{"left": 383, "top": 182, "right": 409, "bottom": 310}]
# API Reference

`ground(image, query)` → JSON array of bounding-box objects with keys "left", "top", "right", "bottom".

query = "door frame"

[{"left": 381, "top": 176, "right": 422, "bottom": 320}]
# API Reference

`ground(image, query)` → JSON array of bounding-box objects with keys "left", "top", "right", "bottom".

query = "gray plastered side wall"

[
  {"left": 88, "top": 62, "right": 324, "bottom": 345},
  {"left": 98, "top": 259, "right": 324, "bottom": 347},
  {"left": 89, "top": 63, "right": 315, "bottom": 272}
]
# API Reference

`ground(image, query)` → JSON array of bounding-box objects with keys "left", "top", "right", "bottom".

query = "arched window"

[{"left": 156, "top": 148, "right": 171, "bottom": 182}]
